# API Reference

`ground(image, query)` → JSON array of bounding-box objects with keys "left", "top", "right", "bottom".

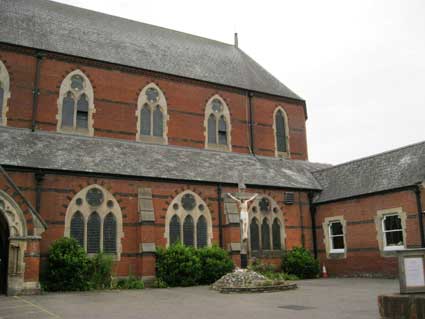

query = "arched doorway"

[{"left": 0, "top": 211, "right": 9, "bottom": 294}]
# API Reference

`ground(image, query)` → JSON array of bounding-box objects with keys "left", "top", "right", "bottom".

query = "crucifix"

[{"left": 227, "top": 183, "right": 257, "bottom": 268}]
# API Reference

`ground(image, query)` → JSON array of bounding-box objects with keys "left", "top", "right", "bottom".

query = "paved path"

[{"left": 0, "top": 278, "right": 397, "bottom": 319}]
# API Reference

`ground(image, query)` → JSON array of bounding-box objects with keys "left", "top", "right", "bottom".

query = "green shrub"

[
  {"left": 262, "top": 271, "right": 299, "bottom": 281},
  {"left": 156, "top": 244, "right": 202, "bottom": 287},
  {"left": 115, "top": 276, "right": 145, "bottom": 289},
  {"left": 44, "top": 237, "right": 91, "bottom": 291},
  {"left": 152, "top": 278, "right": 168, "bottom": 288},
  {"left": 248, "top": 261, "right": 277, "bottom": 274},
  {"left": 89, "top": 253, "right": 113, "bottom": 289},
  {"left": 197, "top": 245, "right": 234, "bottom": 284},
  {"left": 281, "top": 247, "right": 320, "bottom": 279}
]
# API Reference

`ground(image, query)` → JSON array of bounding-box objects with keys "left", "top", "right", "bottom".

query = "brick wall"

[
  {"left": 0, "top": 46, "right": 308, "bottom": 160},
  {"left": 315, "top": 189, "right": 422, "bottom": 277},
  {"left": 1, "top": 169, "right": 310, "bottom": 281}
]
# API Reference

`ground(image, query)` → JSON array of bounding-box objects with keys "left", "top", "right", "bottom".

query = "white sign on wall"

[{"left": 404, "top": 257, "right": 425, "bottom": 287}]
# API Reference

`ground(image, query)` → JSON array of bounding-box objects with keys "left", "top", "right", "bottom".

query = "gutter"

[
  {"left": 414, "top": 184, "right": 425, "bottom": 248},
  {"left": 247, "top": 91, "right": 255, "bottom": 155},
  {"left": 308, "top": 191, "right": 318, "bottom": 259},
  {"left": 31, "top": 51, "right": 44, "bottom": 132},
  {"left": 217, "top": 183, "right": 224, "bottom": 248}
]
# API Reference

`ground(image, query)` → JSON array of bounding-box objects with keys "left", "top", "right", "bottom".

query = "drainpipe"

[
  {"left": 414, "top": 184, "right": 425, "bottom": 248},
  {"left": 217, "top": 183, "right": 224, "bottom": 248},
  {"left": 247, "top": 92, "right": 255, "bottom": 155},
  {"left": 31, "top": 52, "right": 44, "bottom": 132},
  {"left": 34, "top": 171, "right": 45, "bottom": 213},
  {"left": 308, "top": 192, "right": 318, "bottom": 259}
]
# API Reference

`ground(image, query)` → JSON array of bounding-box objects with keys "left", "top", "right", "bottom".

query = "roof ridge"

[
  {"left": 313, "top": 139, "right": 425, "bottom": 174},
  {"left": 48, "top": 0, "right": 233, "bottom": 47}
]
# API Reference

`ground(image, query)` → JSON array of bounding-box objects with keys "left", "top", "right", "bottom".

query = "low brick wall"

[{"left": 378, "top": 294, "right": 425, "bottom": 318}]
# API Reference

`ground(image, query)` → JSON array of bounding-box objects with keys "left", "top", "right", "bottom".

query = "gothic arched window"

[
  {"left": 57, "top": 70, "right": 95, "bottom": 135},
  {"left": 103, "top": 213, "right": 117, "bottom": 253},
  {"left": 261, "top": 219, "right": 271, "bottom": 250},
  {"left": 165, "top": 191, "right": 212, "bottom": 248},
  {"left": 0, "top": 60, "right": 10, "bottom": 126},
  {"left": 87, "top": 212, "right": 101, "bottom": 253},
  {"left": 272, "top": 218, "right": 281, "bottom": 250},
  {"left": 183, "top": 215, "right": 194, "bottom": 247},
  {"left": 197, "top": 215, "right": 208, "bottom": 248},
  {"left": 70, "top": 211, "right": 84, "bottom": 248},
  {"left": 169, "top": 215, "right": 181, "bottom": 245},
  {"left": 250, "top": 218, "right": 260, "bottom": 251},
  {"left": 204, "top": 95, "right": 231, "bottom": 151},
  {"left": 250, "top": 195, "right": 285, "bottom": 253},
  {"left": 65, "top": 185, "right": 124, "bottom": 259},
  {"left": 137, "top": 83, "right": 168, "bottom": 144},
  {"left": 274, "top": 107, "right": 290, "bottom": 157}
]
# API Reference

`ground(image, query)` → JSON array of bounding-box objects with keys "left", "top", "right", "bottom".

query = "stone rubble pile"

[{"left": 211, "top": 269, "right": 267, "bottom": 290}]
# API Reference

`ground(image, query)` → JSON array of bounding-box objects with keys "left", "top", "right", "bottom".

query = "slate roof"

[
  {"left": 0, "top": 0, "right": 302, "bottom": 101},
  {"left": 0, "top": 127, "right": 326, "bottom": 190},
  {"left": 312, "top": 141, "right": 425, "bottom": 203}
]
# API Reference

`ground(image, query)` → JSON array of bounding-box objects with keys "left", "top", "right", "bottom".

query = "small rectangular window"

[
  {"left": 329, "top": 221, "right": 345, "bottom": 253},
  {"left": 382, "top": 214, "right": 404, "bottom": 250}
]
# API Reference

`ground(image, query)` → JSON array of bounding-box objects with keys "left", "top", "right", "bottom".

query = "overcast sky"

[{"left": 55, "top": 0, "right": 425, "bottom": 165}]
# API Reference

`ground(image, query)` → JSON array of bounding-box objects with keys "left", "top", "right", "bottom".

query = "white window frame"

[
  {"left": 329, "top": 220, "right": 345, "bottom": 254},
  {"left": 382, "top": 213, "right": 405, "bottom": 251}
]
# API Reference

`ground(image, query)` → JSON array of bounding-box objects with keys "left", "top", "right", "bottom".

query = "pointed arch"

[
  {"left": 164, "top": 190, "right": 212, "bottom": 247},
  {"left": 250, "top": 218, "right": 260, "bottom": 251},
  {"left": 273, "top": 106, "right": 290, "bottom": 157},
  {"left": 64, "top": 184, "right": 123, "bottom": 259},
  {"left": 204, "top": 94, "right": 232, "bottom": 151},
  {"left": 249, "top": 194, "right": 286, "bottom": 253},
  {"left": 70, "top": 211, "right": 85, "bottom": 248},
  {"left": 169, "top": 215, "right": 181, "bottom": 245},
  {"left": 136, "top": 83, "right": 168, "bottom": 144},
  {"left": 0, "top": 60, "right": 11, "bottom": 126},
  {"left": 272, "top": 218, "right": 282, "bottom": 250},
  {"left": 57, "top": 69, "right": 95, "bottom": 135},
  {"left": 261, "top": 218, "right": 271, "bottom": 250}
]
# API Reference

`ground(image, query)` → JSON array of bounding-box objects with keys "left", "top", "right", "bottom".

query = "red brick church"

[{"left": 0, "top": 0, "right": 423, "bottom": 295}]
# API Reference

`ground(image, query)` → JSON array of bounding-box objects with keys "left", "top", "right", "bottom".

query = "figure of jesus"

[{"left": 227, "top": 193, "right": 258, "bottom": 241}]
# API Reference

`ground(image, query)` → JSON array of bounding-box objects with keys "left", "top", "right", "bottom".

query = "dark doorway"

[{"left": 0, "top": 212, "right": 9, "bottom": 294}]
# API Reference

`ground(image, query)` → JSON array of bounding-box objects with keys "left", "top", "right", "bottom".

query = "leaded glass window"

[
  {"left": 70, "top": 211, "right": 84, "bottom": 248},
  {"left": 382, "top": 214, "right": 404, "bottom": 249},
  {"left": 87, "top": 212, "right": 101, "bottom": 253},
  {"left": 181, "top": 193, "right": 196, "bottom": 211},
  {"left": 275, "top": 109, "right": 287, "bottom": 153},
  {"left": 183, "top": 215, "right": 194, "bottom": 247},
  {"left": 153, "top": 106, "right": 163, "bottom": 137},
  {"left": 197, "top": 215, "right": 208, "bottom": 248},
  {"left": 76, "top": 93, "right": 89, "bottom": 129},
  {"left": 61, "top": 92, "right": 75, "bottom": 128},
  {"left": 103, "top": 213, "right": 117, "bottom": 253},
  {"left": 170, "top": 215, "right": 180, "bottom": 245},
  {"left": 208, "top": 114, "right": 217, "bottom": 144},
  {"left": 259, "top": 197, "right": 271, "bottom": 213},
  {"left": 272, "top": 219, "right": 281, "bottom": 250},
  {"left": 261, "top": 219, "right": 271, "bottom": 250},
  {"left": 138, "top": 84, "right": 167, "bottom": 142},
  {"left": 205, "top": 95, "right": 231, "bottom": 149},
  {"left": 140, "top": 104, "right": 151, "bottom": 136},
  {"left": 58, "top": 71, "right": 93, "bottom": 133},
  {"left": 250, "top": 219, "right": 260, "bottom": 251},
  {"left": 218, "top": 116, "right": 227, "bottom": 145}
]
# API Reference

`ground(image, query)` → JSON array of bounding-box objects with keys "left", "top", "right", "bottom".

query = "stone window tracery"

[
  {"left": 273, "top": 107, "right": 290, "bottom": 158},
  {"left": 165, "top": 191, "right": 212, "bottom": 247},
  {"left": 136, "top": 83, "right": 168, "bottom": 144},
  {"left": 57, "top": 70, "right": 95, "bottom": 135},
  {"left": 249, "top": 195, "right": 285, "bottom": 253},
  {"left": 0, "top": 60, "right": 11, "bottom": 126},
  {"left": 65, "top": 185, "right": 123, "bottom": 259},
  {"left": 204, "top": 95, "right": 232, "bottom": 151}
]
